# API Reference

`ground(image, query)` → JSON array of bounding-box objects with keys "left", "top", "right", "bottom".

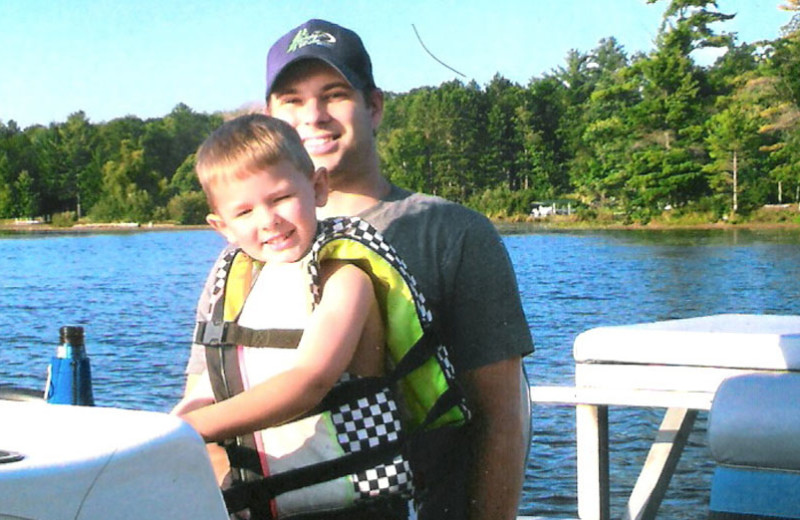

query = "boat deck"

[{"left": 529, "top": 314, "right": 800, "bottom": 520}]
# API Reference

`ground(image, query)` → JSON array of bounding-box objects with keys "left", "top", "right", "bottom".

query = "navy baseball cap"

[{"left": 266, "top": 19, "right": 376, "bottom": 100}]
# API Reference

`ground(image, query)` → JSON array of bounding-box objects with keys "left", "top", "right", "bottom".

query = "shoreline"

[
  {"left": 4, "top": 219, "right": 800, "bottom": 236},
  {"left": 495, "top": 219, "right": 800, "bottom": 234},
  {"left": 0, "top": 222, "right": 211, "bottom": 235}
]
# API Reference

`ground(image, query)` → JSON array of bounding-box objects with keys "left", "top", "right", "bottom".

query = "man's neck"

[{"left": 318, "top": 174, "right": 392, "bottom": 219}]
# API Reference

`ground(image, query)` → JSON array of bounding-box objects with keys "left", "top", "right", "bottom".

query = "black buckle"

[{"left": 196, "top": 320, "right": 229, "bottom": 345}]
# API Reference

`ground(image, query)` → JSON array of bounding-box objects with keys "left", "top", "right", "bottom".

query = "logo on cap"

[{"left": 287, "top": 28, "right": 337, "bottom": 53}]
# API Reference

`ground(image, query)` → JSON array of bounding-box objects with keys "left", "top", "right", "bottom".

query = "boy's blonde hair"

[{"left": 196, "top": 114, "right": 315, "bottom": 208}]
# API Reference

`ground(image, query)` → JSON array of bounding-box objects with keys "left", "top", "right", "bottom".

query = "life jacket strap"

[
  {"left": 418, "top": 386, "right": 467, "bottom": 431},
  {"left": 224, "top": 442, "right": 266, "bottom": 474},
  {"left": 313, "top": 376, "right": 391, "bottom": 414},
  {"left": 388, "top": 331, "right": 439, "bottom": 384},
  {"left": 196, "top": 322, "right": 303, "bottom": 349},
  {"left": 206, "top": 344, "right": 242, "bottom": 402},
  {"left": 223, "top": 437, "right": 405, "bottom": 514}
]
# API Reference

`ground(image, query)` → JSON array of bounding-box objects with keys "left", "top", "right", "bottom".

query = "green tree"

[
  {"left": 379, "top": 88, "right": 439, "bottom": 194},
  {"left": 1, "top": 122, "right": 42, "bottom": 209},
  {"left": 58, "top": 112, "right": 99, "bottom": 218},
  {"left": 567, "top": 38, "right": 636, "bottom": 208},
  {"left": 483, "top": 74, "right": 525, "bottom": 191},
  {"left": 163, "top": 104, "right": 222, "bottom": 175},
  {"left": 141, "top": 119, "right": 174, "bottom": 187},
  {"left": 0, "top": 152, "right": 14, "bottom": 217},
  {"left": 520, "top": 76, "right": 569, "bottom": 197},
  {"left": 14, "top": 170, "right": 39, "bottom": 218},
  {"left": 705, "top": 98, "right": 763, "bottom": 214},
  {"left": 97, "top": 116, "right": 146, "bottom": 165},
  {"left": 380, "top": 126, "right": 431, "bottom": 193},
  {"left": 168, "top": 153, "right": 201, "bottom": 195},
  {"left": 385, "top": 82, "right": 484, "bottom": 200},
  {"left": 427, "top": 80, "right": 487, "bottom": 201},
  {"left": 167, "top": 191, "right": 208, "bottom": 225},
  {"left": 758, "top": 17, "right": 800, "bottom": 204},
  {"left": 91, "top": 140, "right": 154, "bottom": 222},
  {"left": 648, "top": 0, "right": 734, "bottom": 56},
  {"left": 613, "top": 0, "right": 734, "bottom": 218}
]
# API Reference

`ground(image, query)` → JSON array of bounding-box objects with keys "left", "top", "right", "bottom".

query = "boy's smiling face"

[{"left": 207, "top": 160, "right": 327, "bottom": 264}]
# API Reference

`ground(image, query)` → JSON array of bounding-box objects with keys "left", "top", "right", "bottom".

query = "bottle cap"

[{"left": 59, "top": 326, "right": 85, "bottom": 346}]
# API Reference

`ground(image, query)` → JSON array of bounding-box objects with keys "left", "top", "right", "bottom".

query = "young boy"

[{"left": 173, "top": 114, "right": 408, "bottom": 519}]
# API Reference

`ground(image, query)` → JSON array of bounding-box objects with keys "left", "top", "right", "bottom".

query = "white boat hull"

[{"left": 0, "top": 400, "right": 227, "bottom": 520}]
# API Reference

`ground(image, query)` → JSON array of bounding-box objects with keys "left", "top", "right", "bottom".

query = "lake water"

[{"left": 3, "top": 226, "right": 800, "bottom": 519}]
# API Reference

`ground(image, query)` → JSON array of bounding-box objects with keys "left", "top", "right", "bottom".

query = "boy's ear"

[
  {"left": 206, "top": 213, "right": 236, "bottom": 244},
  {"left": 312, "top": 167, "right": 329, "bottom": 207}
]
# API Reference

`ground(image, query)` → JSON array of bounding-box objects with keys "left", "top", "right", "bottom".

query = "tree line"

[{"left": 2, "top": 0, "right": 799, "bottom": 226}]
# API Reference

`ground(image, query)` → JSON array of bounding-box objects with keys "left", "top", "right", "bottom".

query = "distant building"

[{"left": 530, "top": 201, "right": 572, "bottom": 218}]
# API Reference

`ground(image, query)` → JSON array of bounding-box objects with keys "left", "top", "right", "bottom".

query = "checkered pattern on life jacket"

[{"left": 328, "top": 377, "right": 413, "bottom": 499}]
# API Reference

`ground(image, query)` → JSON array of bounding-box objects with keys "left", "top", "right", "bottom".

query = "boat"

[{"left": 0, "top": 393, "right": 227, "bottom": 520}]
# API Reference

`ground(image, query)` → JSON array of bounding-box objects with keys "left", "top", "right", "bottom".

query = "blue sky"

[{"left": 0, "top": 1, "right": 793, "bottom": 128}]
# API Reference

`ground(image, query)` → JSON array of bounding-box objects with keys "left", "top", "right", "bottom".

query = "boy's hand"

[{"left": 207, "top": 443, "right": 231, "bottom": 486}]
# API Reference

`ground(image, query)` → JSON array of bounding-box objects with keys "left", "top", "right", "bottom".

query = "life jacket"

[{"left": 194, "top": 216, "right": 471, "bottom": 519}]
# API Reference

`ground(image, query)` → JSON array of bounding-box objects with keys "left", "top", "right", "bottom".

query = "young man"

[{"left": 264, "top": 19, "right": 534, "bottom": 520}]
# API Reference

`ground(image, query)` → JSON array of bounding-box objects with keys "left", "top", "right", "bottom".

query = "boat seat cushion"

[{"left": 708, "top": 373, "right": 800, "bottom": 471}]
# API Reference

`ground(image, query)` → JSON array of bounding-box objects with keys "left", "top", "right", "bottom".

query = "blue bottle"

[{"left": 45, "top": 325, "right": 95, "bottom": 405}]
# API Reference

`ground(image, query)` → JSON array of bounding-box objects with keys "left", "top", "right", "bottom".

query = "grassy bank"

[
  {"left": 493, "top": 205, "right": 800, "bottom": 234},
  {"left": 0, "top": 220, "right": 209, "bottom": 235},
  {"left": 4, "top": 205, "right": 800, "bottom": 236}
]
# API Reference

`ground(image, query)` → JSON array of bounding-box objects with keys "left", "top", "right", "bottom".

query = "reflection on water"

[{"left": 3, "top": 227, "right": 800, "bottom": 519}]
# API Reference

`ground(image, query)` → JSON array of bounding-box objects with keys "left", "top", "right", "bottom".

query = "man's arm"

[
  {"left": 462, "top": 357, "right": 527, "bottom": 520},
  {"left": 443, "top": 214, "right": 531, "bottom": 520}
]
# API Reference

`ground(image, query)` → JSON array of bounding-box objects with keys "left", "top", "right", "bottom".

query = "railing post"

[
  {"left": 623, "top": 408, "right": 697, "bottom": 520},
  {"left": 576, "top": 404, "right": 609, "bottom": 520}
]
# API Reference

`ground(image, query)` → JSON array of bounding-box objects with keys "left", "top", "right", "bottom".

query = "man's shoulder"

[{"left": 366, "top": 186, "right": 492, "bottom": 231}]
